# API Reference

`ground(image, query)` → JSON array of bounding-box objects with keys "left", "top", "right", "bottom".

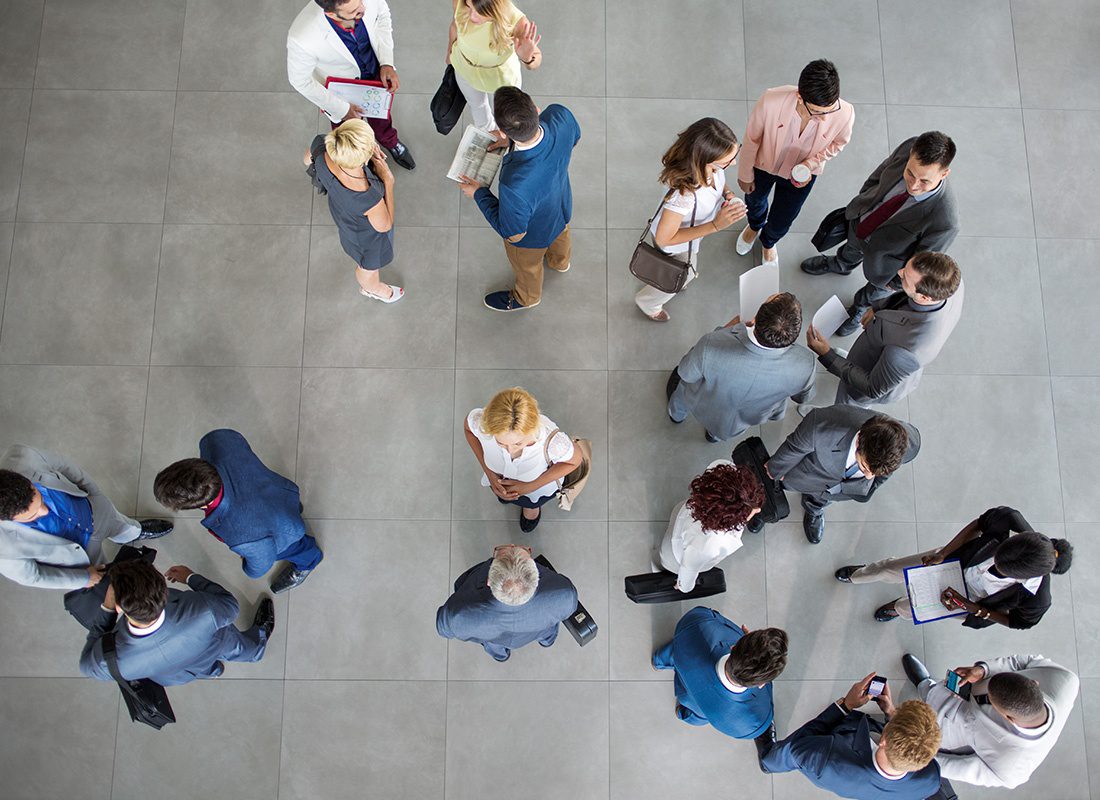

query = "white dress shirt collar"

[
  {"left": 127, "top": 610, "right": 166, "bottom": 637},
  {"left": 715, "top": 655, "right": 747, "bottom": 693},
  {"left": 869, "top": 736, "right": 906, "bottom": 780},
  {"left": 745, "top": 323, "right": 791, "bottom": 353}
]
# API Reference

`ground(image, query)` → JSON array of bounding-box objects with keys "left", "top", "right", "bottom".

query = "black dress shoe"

[
  {"left": 834, "top": 564, "right": 865, "bottom": 583},
  {"left": 271, "top": 564, "right": 313, "bottom": 594},
  {"left": 803, "top": 511, "right": 824, "bottom": 544},
  {"left": 874, "top": 601, "right": 900, "bottom": 622},
  {"left": 668, "top": 412, "right": 684, "bottom": 424},
  {"left": 835, "top": 309, "right": 864, "bottom": 337},
  {"left": 754, "top": 723, "right": 776, "bottom": 772},
  {"left": 746, "top": 515, "right": 765, "bottom": 534},
  {"left": 800, "top": 255, "right": 840, "bottom": 275},
  {"left": 519, "top": 508, "right": 541, "bottom": 533},
  {"left": 135, "top": 519, "right": 174, "bottom": 540},
  {"left": 902, "top": 653, "right": 931, "bottom": 687},
  {"left": 386, "top": 140, "right": 416, "bottom": 170},
  {"left": 253, "top": 597, "right": 275, "bottom": 638},
  {"left": 704, "top": 430, "right": 720, "bottom": 443}
]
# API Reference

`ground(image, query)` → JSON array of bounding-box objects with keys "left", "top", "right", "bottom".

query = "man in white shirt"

[
  {"left": 287, "top": 0, "right": 416, "bottom": 169},
  {"left": 899, "top": 652, "right": 1080, "bottom": 789}
]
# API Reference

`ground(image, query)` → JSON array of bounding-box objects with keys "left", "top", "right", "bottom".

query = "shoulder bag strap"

[
  {"left": 638, "top": 192, "right": 673, "bottom": 245},
  {"left": 685, "top": 192, "right": 699, "bottom": 273},
  {"left": 542, "top": 428, "right": 561, "bottom": 468},
  {"left": 101, "top": 632, "right": 138, "bottom": 695}
]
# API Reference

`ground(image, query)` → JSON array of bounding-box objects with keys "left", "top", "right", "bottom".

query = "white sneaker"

[{"left": 736, "top": 226, "right": 757, "bottom": 256}]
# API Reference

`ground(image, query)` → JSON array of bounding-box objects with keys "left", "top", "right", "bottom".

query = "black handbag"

[
  {"left": 628, "top": 193, "right": 697, "bottom": 294},
  {"left": 305, "top": 134, "right": 328, "bottom": 196},
  {"left": 63, "top": 545, "right": 157, "bottom": 631},
  {"left": 102, "top": 632, "right": 176, "bottom": 730},
  {"left": 731, "top": 436, "right": 790, "bottom": 523},
  {"left": 811, "top": 206, "right": 849, "bottom": 252},
  {"left": 624, "top": 567, "right": 726, "bottom": 604},
  {"left": 430, "top": 65, "right": 467, "bottom": 135},
  {"left": 534, "top": 555, "right": 598, "bottom": 645}
]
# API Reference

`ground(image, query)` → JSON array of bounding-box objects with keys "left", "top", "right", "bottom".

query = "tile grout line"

[{"left": 604, "top": 0, "right": 611, "bottom": 790}]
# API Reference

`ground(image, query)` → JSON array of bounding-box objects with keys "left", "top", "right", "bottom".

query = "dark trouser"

[
  {"left": 743, "top": 167, "right": 817, "bottom": 248},
  {"left": 831, "top": 222, "right": 899, "bottom": 315},
  {"left": 277, "top": 534, "right": 324, "bottom": 572}
]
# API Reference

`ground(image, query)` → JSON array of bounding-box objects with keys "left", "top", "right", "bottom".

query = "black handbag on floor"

[
  {"left": 811, "top": 206, "right": 848, "bottom": 252},
  {"left": 731, "top": 436, "right": 790, "bottom": 523},
  {"left": 431, "top": 65, "right": 466, "bottom": 135},
  {"left": 102, "top": 632, "right": 176, "bottom": 730},
  {"left": 628, "top": 193, "right": 697, "bottom": 294},
  {"left": 624, "top": 567, "right": 726, "bottom": 604},
  {"left": 534, "top": 555, "right": 598, "bottom": 646}
]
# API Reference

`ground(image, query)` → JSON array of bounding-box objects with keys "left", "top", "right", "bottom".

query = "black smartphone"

[
  {"left": 868, "top": 675, "right": 887, "bottom": 698},
  {"left": 945, "top": 670, "right": 972, "bottom": 700}
]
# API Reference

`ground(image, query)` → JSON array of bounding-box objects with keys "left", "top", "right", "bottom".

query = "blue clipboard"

[{"left": 903, "top": 558, "right": 970, "bottom": 625}]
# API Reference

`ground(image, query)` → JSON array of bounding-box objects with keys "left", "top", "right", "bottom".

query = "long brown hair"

[{"left": 658, "top": 117, "right": 739, "bottom": 194}]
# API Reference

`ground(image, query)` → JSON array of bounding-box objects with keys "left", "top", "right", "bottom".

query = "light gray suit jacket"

[
  {"left": 845, "top": 137, "right": 960, "bottom": 287},
  {"left": 925, "top": 654, "right": 1079, "bottom": 789},
  {"left": 671, "top": 324, "right": 816, "bottom": 441},
  {"left": 1, "top": 445, "right": 104, "bottom": 590},
  {"left": 766, "top": 405, "right": 920, "bottom": 498},
  {"left": 823, "top": 282, "right": 965, "bottom": 406}
]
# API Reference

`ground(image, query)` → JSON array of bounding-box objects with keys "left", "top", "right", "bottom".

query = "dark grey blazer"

[
  {"left": 767, "top": 405, "right": 920, "bottom": 497},
  {"left": 845, "top": 136, "right": 960, "bottom": 287}
]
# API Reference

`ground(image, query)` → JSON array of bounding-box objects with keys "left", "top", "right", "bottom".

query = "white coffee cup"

[{"left": 791, "top": 164, "right": 812, "bottom": 184}]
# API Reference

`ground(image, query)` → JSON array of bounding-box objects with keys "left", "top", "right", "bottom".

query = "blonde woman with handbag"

[
  {"left": 446, "top": 0, "right": 542, "bottom": 132},
  {"left": 463, "top": 388, "right": 581, "bottom": 532}
]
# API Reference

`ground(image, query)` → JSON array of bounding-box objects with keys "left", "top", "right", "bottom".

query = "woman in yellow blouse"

[{"left": 446, "top": 0, "right": 542, "bottom": 131}]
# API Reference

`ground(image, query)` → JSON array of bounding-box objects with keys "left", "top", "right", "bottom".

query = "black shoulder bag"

[
  {"left": 305, "top": 134, "right": 328, "bottom": 196},
  {"left": 102, "top": 632, "right": 176, "bottom": 730}
]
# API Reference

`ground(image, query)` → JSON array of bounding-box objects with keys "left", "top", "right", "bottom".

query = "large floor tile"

[
  {"left": 445, "top": 681, "right": 610, "bottom": 800},
  {"left": 0, "top": 365, "right": 147, "bottom": 510},
  {"left": 0, "top": 0, "right": 43, "bottom": 88},
  {"left": 35, "top": 0, "right": 185, "bottom": 90},
  {"left": 610, "top": 681, "right": 771, "bottom": 800},
  {"left": 446, "top": 519, "right": 609, "bottom": 679},
  {"left": 1052, "top": 377, "right": 1100, "bottom": 523},
  {"left": 455, "top": 227, "right": 607, "bottom": 369},
  {"left": 1069, "top": 524, "right": 1100, "bottom": 679},
  {"left": 112, "top": 679, "right": 282, "bottom": 800},
  {"left": 879, "top": 0, "right": 1020, "bottom": 107},
  {"left": 179, "top": 0, "right": 304, "bottom": 91},
  {"left": 135, "top": 366, "right": 303, "bottom": 516},
  {"left": 0, "top": 579, "right": 90, "bottom": 677},
  {"left": 0, "top": 89, "right": 30, "bottom": 220},
  {"left": 1024, "top": 108, "right": 1100, "bottom": 239},
  {"left": 152, "top": 224, "right": 309, "bottom": 366},
  {"left": 165, "top": 91, "right": 316, "bottom": 224},
  {"left": 910, "top": 375, "right": 1062, "bottom": 522},
  {"left": 280, "top": 680, "right": 446, "bottom": 800},
  {"left": 384, "top": 0, "right": 452, "bottom": 96},
  {"left": 304, "top": 225, "right": 458, "bottom": 368},
  {"left": 926, "top": 236, "right": 1048, "bottom": 375},
  {"left": 1084, "top": 678, "right": 1100, "bottom": 800},
  {"left": 0, "top": 223, "right": 160, "bottom": 365},
  {"left": 606, "top": 0, "right": 745, "bottom": 100},
  {"left": 284, "top": 519, "right": 449, "bottom": 679},
  {"left": 0, "top": 678, "right": 118, "bottom": 800},
  {"left": 0, "top": 222, "right": 14, "bottom": 330},
  {"left": 1013, "top": 0, "right": 1100, "bottom": 110},
  {"left": 518, "top": 1, "right": 606, "bottom": 97},
  {"left": 452, "top": 368, "right": 608, "bottom": 520},
  {"left": 1039, "top": 238, "right": 1100, "bottom": 376},
  {"left": 296, "top": 367, "right": 454, "bottom": 518},
  {"left": 19, "top": 89, "right": 174, "bottom": 222}
]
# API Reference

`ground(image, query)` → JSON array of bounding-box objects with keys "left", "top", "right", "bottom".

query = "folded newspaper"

[{"left": 446, "top": 125, "right": 504, "bottom": 185}]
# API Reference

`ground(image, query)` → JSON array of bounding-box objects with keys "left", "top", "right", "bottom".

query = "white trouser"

[
  {"left": 634, "top": 250, "right": 696, "bottom": 317},
  {"left": 453, "top": 69, "right": 522, "bottom": 132},
  {"left": 850, "top": 549, "right": 966, "bottom": 624}
]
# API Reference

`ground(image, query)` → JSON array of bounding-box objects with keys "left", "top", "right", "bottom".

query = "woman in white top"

[
  {"left": 635, "top": 118, "right": 749, "bottom": 322},
  {"left": 463, "top": 387, "right": 581, "bottom": 532},
  {"left": 658, "top": 460, "right": 764, "bottom": 592}
]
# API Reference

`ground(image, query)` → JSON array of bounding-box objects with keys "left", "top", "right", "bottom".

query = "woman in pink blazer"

[{"left": 736, "top": 60, "right": 854, "bottom": 267}]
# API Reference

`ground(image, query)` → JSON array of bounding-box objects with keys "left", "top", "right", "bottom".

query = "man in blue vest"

[{"left": 153, "top": 430, "right": 322, "bottom": 594}]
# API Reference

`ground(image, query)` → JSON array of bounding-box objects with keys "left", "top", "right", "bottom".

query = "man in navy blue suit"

[
  {"left": 154, "top": 429, "right": 323, "bottom": 594},
  {"left": 653, "top": 607, "right": 788, "bottom": 741},
  {"left": 760, "top": 673, "right": 942, "bottom": 799}
]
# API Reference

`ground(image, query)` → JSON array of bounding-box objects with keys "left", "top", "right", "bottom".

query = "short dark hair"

[
  {"left": 856, "top": 416, "right": 910, "bottom": 477},
  {"left": 797, "top": 59, "right": 840, "bottom": 107},
  {"left": 686, "top": 463, "right": 766, "bottom": 532},
  {"left": 0, "top": 470, "right": 36, "bottom": 520},
  {"left": 753, "top": 292, "right": 802, "bottom": 348},
  {"left": 110, "top": 561, "right": 168, "bottom": 625},
  {"left": 313, "top": 0, "right": 349, "bottom": 12},
  {"left": 909, "top": 252, "right": 960, "bottom": 300},
  {"left": 153, "top": 459, "right": 222, "bottom": 511},
  {"left": 988, "top": 672, "right": 1046, "bottom": 719},
  {"left": 493, "top": 86, "right": 540, "bottom": 142},
  {"left": 726, "top": 627, "right": 788, "bottom": 685},
  {"left": 994, "top": 532, "right": 1058, "bottom": 579},
  {"left": 910, "top": 131, "right": 956, "bottom": 169}
]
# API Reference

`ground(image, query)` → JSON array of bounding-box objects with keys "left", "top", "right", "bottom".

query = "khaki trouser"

[
  {"left": 504, "top": 226, "right": 572, "bottom": 306},
  {"left": 851, "top": 549, "right": 966, "bottom": 624}
]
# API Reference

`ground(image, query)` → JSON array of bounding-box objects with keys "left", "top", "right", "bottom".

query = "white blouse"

[
  {"left": 648, "top": 168, "right": 728, "bottom": 256},
  {"left": 467, "top": 408, "right": 574, "bottom": 503}
]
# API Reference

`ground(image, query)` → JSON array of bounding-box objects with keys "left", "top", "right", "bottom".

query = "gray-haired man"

[{"left": 436, "top": 544, "right": 578, "bottom": 662}]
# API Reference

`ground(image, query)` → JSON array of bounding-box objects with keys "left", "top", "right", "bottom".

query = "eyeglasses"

[
  {"left": 805, "top": 101, "right": 841, "bottom": 117},
  {"left": 492, "top": 544, "right": 533, "bottom": 557}
]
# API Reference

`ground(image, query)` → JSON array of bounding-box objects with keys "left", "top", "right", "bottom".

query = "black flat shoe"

[
  {"left": 135, "top": 519, "right": 174, "bottom": 540},
  {"left": 253, "top": 597, "right": 275, "bottom": 638},
  {"left": 803, "top": 511, "right": 824, "bottom": 544},
  {"left": 902, "top": 653, "right": 930, "bottom": 687},
  {"left": 386, "top": 140, "right": 416, "bottom": 170},
  {"left": 519, "top": 508, "right": 541, "bottom": 533},
  {"left": 755, "top": 723, "right": 776, "bottom": 772},
  {"left": 271, "top": 564, "right": 314, "bottom": 594},
  {"left": 874, "top": 601, "right": 900, "bottom": 622},
  {"left": 834, "top": 564, "right": 864, "bottom": 583},
  {"left": 746, "top": 515, "right": 765, "bottom": 534},
  {"left": 704, "top": 430, "right": 720, "bottom": 443}
]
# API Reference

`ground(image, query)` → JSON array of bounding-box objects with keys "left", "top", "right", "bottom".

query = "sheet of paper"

[
  {"left": 327, "top": 82, "right": 393, "bottom": 119},
  {"left": 812, "top": 295, "right": 850, "bottom": 339},
  {"left": 904, "top": 561, "right": 968, "bottom": 624},
  {"left": 739, "top": 263, "right": 779, "bottom": 323}
]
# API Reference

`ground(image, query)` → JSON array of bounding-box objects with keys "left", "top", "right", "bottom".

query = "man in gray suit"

[
  {"left": 766, "top": 407, "right": 919, "bottom": 544},
  {"left": 0, "top": 445, "right": 173, "bottom": 590},
  {"left": 805, "top": 252, "right": 964, "bottom": 408},
  {"left": 668, "top": 292, "right": 816, "bottom": 444},
  {"left": 80, "top": 560, "right": 274, "bottom": 685},
  {"left": 801, "top": 131, "right": 960, "bottom": 336},
  {"left": 436, "top": 544, "right": 578, "bottom": 662}
]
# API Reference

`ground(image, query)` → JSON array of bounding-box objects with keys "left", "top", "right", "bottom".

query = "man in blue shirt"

[
  {"left": 653, "top": 607, "right": 788, "bottom": 743},
  {"left": 458, "top": 87, "right": 580, "bottom": 312}
]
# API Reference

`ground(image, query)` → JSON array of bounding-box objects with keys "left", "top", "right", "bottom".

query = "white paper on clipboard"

[
  {"left": 904, "top": 560, "right": 969, "bottom": 624},
  {"left": 739, "top": 263, "right": 779, "bottom": 323},
  {"left": 812, "top": 295, "right": 850, "bottom": 338}
]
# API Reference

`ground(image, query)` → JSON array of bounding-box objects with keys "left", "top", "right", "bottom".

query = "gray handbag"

[{"left": 628, "top": 192, "right": 697, "bottom": 293}]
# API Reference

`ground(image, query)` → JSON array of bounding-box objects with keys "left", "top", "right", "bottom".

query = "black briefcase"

[
  {"left": 624, "top": 567, "right": 726, "bottom": 604},
  {"left": 103, "top": 632, "right": 176, "bottom": 730},
  {"left": 811, "top": 207, "right": 848, "bottom": 252},
  {"left": 731, "top": 436, "right": 790, "bottom": 523},
  {"left": 534, "top": 555, "right": 598, "bottom": 646},
  {"left": 430, "top": 65, "right": 466, "bottom": 135}
]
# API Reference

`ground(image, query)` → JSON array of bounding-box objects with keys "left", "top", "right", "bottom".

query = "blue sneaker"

[{"left": 483, "top": 290, "right": 538, "bottom": 312}]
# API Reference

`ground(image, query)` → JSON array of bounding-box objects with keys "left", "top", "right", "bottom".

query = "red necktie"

[{"left": 856, "top": 191, "right": 908, "bottom": 240}]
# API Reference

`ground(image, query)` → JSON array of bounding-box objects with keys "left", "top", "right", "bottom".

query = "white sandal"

[{"left": 359, "top": 284, "right": 405, "bottom": 303}]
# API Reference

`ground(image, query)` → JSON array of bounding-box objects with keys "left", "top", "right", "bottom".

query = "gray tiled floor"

[{"left": 0, "top": 1, "right": 1097, "bottom": 798}]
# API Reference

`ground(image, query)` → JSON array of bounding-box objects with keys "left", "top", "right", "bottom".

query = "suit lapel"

[{"left": 318, "top": 10, "right": 359, "bottom": 70}]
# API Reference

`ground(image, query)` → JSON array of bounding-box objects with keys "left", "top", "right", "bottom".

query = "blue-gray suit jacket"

[{"left": 79, "top": 574, "right": 266, "bottom": 686}]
